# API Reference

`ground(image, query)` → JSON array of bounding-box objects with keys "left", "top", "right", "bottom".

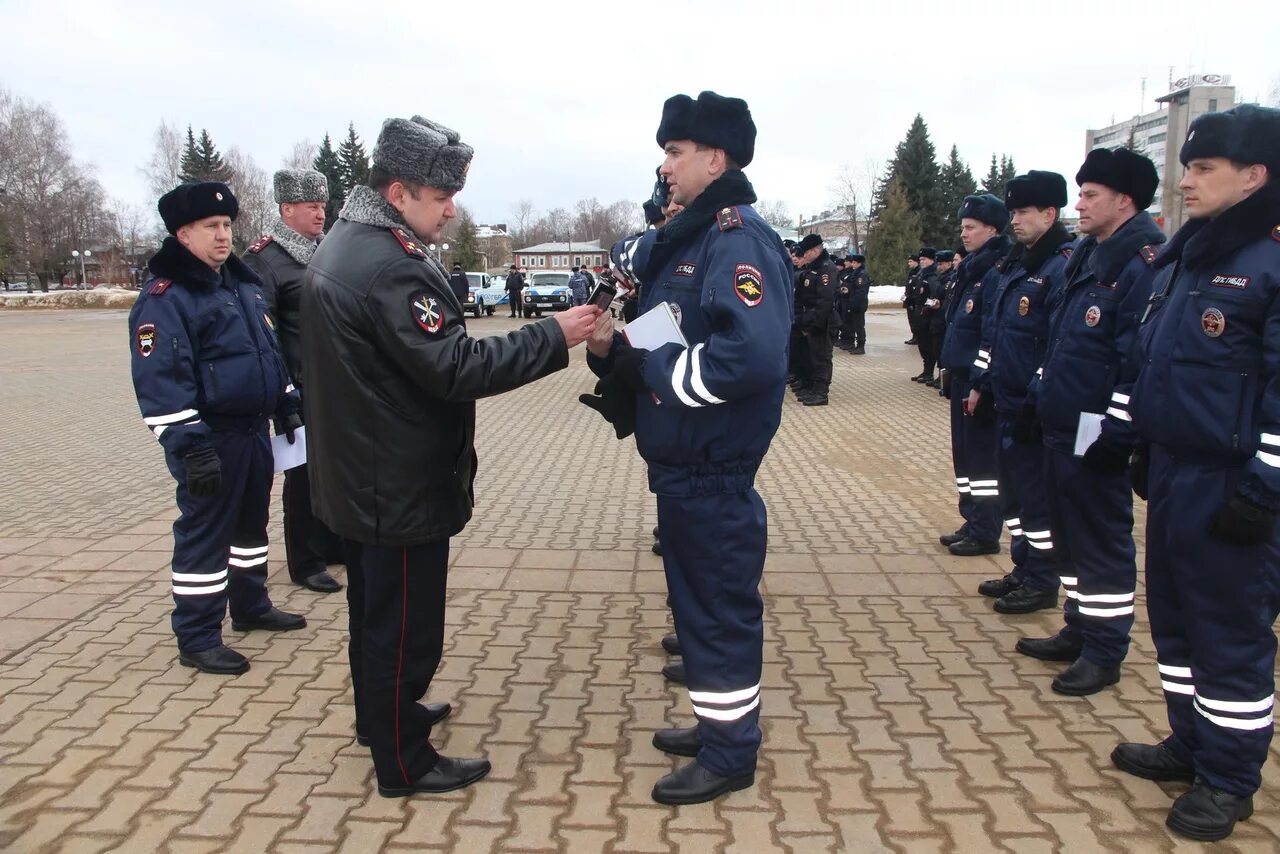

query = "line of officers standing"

[
  {"left": 930, "top": 104, "right": 1280, "bottom": 842},
  {"left": 784, "top": 233, "right": 871, "bottom": 406}
]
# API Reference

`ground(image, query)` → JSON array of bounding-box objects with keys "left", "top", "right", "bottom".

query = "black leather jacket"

[
  {"left": 301, "top": 218, "right": 568, "bottom": 545},
  {"left": 243, "top": 237, "right": 306, "bottom": 387}
]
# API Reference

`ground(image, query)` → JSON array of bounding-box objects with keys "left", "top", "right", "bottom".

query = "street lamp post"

[{"left": 71, "top": 249, "right": 92, "bottom": 288}]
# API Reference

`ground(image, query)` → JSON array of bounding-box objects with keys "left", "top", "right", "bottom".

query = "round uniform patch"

[
  {"left": 411, "top": 292, "right": 444, "bottom": 334},
  {"left": 965, "top": 298, "right": 974, "bottom": 314},
  {"left": 1018, "top": 295, "right": 1031, "bottom": 317},
  {"left": 136, "top": 323, "right": 156, "bottom": 357},
  {"left": 734, "top": 264, "right": 764, "bottom": 307},
  {"left": 667, "top": 301, "right": 683, "bottom": 326},
  {"left": 1201, "top": 307, "right": 1226, "bottom": 338},
  {"left": 1084, "top": 305, "right": 1101, "bottom": 327}
]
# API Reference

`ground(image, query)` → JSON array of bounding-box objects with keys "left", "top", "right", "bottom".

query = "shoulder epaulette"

[
  {"left": 1059, "top": 246, "right": 1074, "bottom": 258},
  {"left": 149, "top": 278, "right": 172, "bottom": 295},
  {"left": 247, "top": 234, "right": 273, "bottom": 254},
  {"left": 717, "top": 206, "right": 743, "bottom": 232},
  {"left": 392, "top": 227, "right": 428, "bottom": 259},
  {"left": 1139, "top": 244, "right": 1159, "bottom": 264}
]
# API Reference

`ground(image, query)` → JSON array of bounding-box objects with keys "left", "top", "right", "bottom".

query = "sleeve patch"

[
  {"left": 393, "top": 228, "right": 429, "bottom": 259},
  {"left": 410, "top": 291, "right": 445, "bottom": 334},
  {"left": 136, "top": 323, "right": 156, "bottom": 357},
  {"left": 717, "top": 207, "right": 743, "bottom": 232},
  {"left": 247, "top": 235, "right": 274, "bottom": 254},
  {"left": 734, "top": 263, "right": 764, "bottom": 307}
]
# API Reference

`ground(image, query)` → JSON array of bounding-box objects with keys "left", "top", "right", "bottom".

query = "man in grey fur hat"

[
  {"left": 243, "top": 169, "right": 343, "bottom": 595},
  {"left": 301, "top": 115, "right": 600, "bottom": 798}
]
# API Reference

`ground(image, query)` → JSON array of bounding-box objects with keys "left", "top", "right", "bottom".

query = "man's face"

[
  {"left": 851, "top": 260, "right": 862, "bottom": 269},
  {"left": 937, "top": 260, "right": 952, "bottom": 273},
  {"left": 802, "top": 246, "right": 822, "bottom": 265},
  {"left": 1010, "top": 206, "right": 1056, "bottom": 246},
  {"left": 959, "top": 218, "right": 998, "bottom": 252},
  {"left": 389, "top": 181, "right": 457, "bottom": 243},
  {"left": 660, "top": 140, "right": 720, "bottom": 207},
  {"left": 1180, "top": 157, "right": 1267, "bottom": 219},
  {"left": 919, "top": 256, "right": 934, "bottom": 268},
  {"left": 907, "top": 259, "right": 918, "bottom": 270},
  {"left": 281, "top": 201, "right": 327, "bottom": 240},
  {"left": 1075, "top": 183, "right": 1130, "bottom": 238},
  {"left": 177, "top": 215, "right": 234, "bottom": 270}
]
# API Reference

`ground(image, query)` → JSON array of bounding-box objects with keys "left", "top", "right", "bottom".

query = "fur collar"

[
  {"left": 1005, "top": 221, "right": 1072, "bottom": 278},
  {"left": 657, "top": 169, "right": 757, "bottom": 245},
  {"left": 1066, "top": 211, "right": 1166, "bottom": 284},
  {"left": 1156, "top": 180, "right": 1280, "bottom": 270},
  {"left": 268, "top": 218, "right": 320, "bottom": 265},
  {"left": 147, "top": 236, "right": 259, "bottom": 290},
  {"left": 339, "top": 185, "right": 448, "bottom": 279},
  {"left": 957, "top": 234, "right": 1011, "bottom": 286}
]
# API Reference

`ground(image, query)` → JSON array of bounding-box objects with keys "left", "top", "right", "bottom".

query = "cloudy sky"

[{"left": 2, "top": 0, "right": 1276, "bottom": 228}]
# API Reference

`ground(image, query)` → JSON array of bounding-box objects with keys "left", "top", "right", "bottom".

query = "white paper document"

[
  {"left": 1074, "top": 412, "right": 1105, "bottom": 457},
  {"left": 272, "top": 426, "right": 307, "bottom": 473},
  {"left": 622, "top": 302, "right": 688, "bottom": 350}
]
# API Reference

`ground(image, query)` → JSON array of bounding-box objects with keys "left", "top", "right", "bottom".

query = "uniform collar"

[
  {"left": 147, "top": 236, "right": 259, "bottom": 290},
  {"left": 1157, "top": 180, "right": 1280, "bottom": 270}
]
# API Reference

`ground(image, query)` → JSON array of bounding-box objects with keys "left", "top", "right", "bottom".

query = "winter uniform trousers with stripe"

[
  {"left": 166, "top": 426, "right": 275, "bottom": 653},
  {"left": 1043, "top": 446, "right": 1136, "bottom": 667},
  {"left": 996, "top": 415, "right": 1058, "bottom": 591},
  {"left": 1146, "top": 447, "right": 1280, "bottom": 795},
  {"left": 948, "top": 368, "right": 1002, "bottom": 543}
]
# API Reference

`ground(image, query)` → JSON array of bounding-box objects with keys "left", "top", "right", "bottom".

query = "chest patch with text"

[
  {"left": 674, "top": 262, "right": 696, "bottom": 277},
  {"left": 1210, "top": 274, "right": 1250, "bottom": 290}
]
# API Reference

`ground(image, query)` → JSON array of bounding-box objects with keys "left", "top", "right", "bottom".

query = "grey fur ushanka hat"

[
  {"left": 373, "top": 115, "right": 474, "bottom": 192},
  {"left": 273, "top": 169, "right": 329, "bottom": 204}
]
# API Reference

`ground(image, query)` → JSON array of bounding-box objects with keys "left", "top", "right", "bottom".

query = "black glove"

[
  {"left": 1209, "top": 494, "right": 1277, "bottom": 546},
  {"left": 1010, "top": 402, "right": 1040, "bottom": 443},
  {"left": 578, "top": 373, "right": 636, "bottom": 440},
  {"left": 274, "top": 410, "right": 303, "bottom": 445},
  {"left": 972, "top": 393, "right": 996, "bottom": 426},
  {"left": 1082, "top": 440, "right": 1131, "bottom": 474},
  {"left": 183, "top": 445, "right": 222, "bottom": 498},
  {"left": 1130, "top": 445, "right": 1149, "bottom": 501},
  {"left": 610, "top": 344, "right": 650, "bottom": 393}
]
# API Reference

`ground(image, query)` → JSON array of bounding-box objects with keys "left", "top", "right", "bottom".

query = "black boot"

[
  {"left": 948, "top": 537, "right": 1000, "bottom": 557},
  {"left": 651, "top": 761, "right": 754, "bottom": 805},
  {"left": 1052, "top": 657, "right": 1121, "bottom": 696},
  {"left": 178, "top": 644, "right": 249, "bottom": 675},
  {"left": 377, "top": 755, "right": 492, "bottom": 797},
  {"left": 1166, "top": 778, "right": 1253, "bottom": 842},
  {"left": 977, "top": 572, "right": 1020, "bottom": 598},
  {"left": 802, "top": 387, "right": 829, "bottom": 406},
  {"left": 297, "top": 570, "right": 343, "bottom": 593},
  {"left": 1015, "top": 632, "right": 1083, "bottom": 662},
  {"left": 652, "top": 726, "right": 702, "bottom": 757},
  {"left": 661, "top": 633, "right": 682, "bottom": 656},
  {"left": 662, "top": 661, "right": 686, "bottom": 684},
  {"left": 1111, "top": 741, "right": 1195, "bottom": 783},
  {"left": 231, "top": 607, "right": 307, "bottom": 632},
  {"left": 994, "top": 585, "right": 1058, "bottom": 614},
  {"left": 939, "top": 527, "right": 969, "bottom": 547}
]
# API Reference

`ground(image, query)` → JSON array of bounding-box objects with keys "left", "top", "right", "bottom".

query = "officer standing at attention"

[
  {"left": 505, "top": 264, "right": 525, "bottom": 318},
  {"left": 939, "top": 194, "right": 1009, "bottom": 558},
  {"left": 843, "top": 253, "right": 869, "bottom": 354},
  {"left": 301, "top": 114, "right": 600, "bottom": 798},
  {"left": 903, "top": 254, "right": 921, "bottom": 345},
  {"left": 579, "top": 90, "right": 791, "bottom": 805},
  {"left": 917, "top": 248, "right": 946, "bottom": 387},
  {"left": 242, "top": 169, "right": 343, "bottom": 594},
  {"left": 1015, "top": 149, "right": 1165, "bottom": 695},
  {"left": 794, "top": 233, "right": 837, "bottom": 406},
  {"left": 448, "top": 262, "right": 469, "bottom": 303},
  {"left": 1117, "top": 104, "right": 1280, "bottom": 842},
  {"left": 128, "top": 182, "right": 307, "bottom": 675}
]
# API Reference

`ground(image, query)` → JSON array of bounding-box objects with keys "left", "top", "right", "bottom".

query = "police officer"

[
  {"left": 128, "top": 182, "right": 307, "bottom": 675},
  {"left": 917, "top": 248, "right": 946, "bottom": 386},
  {"left": 1015, "top": 150, "right": 1165, "bottom": 696},
  {"left": 939, "top": 195, "right": 1009, "bottom": 557},
  {"left": 1117, "top": 104, "right": 1280, "bottom": 842},
  {"left": 505, "top": 264, "right": 525, "bottom": 318},
  {"left": 301, "top": 114, "right": 600, "bottom": 798},
  {"left": 242, "top": 169, "right": 343, "bottom": 594},
  {"left": 842, "top": 253, "right": 869, "bottom": 354},
  {"left": 786, "top": 242, "right": 811, "bottom": 391},
  {"left": 579, "top": 90, "right": 791, "bottom": 805},
  {"left": 903, "top": 254, "right": 921, "bottom": 344},
  {"left": 794, "top": 233, "right": 837, "bottom": 406},
  {"left": 447, "top": 262, "right": 469, "bottom": 303}
]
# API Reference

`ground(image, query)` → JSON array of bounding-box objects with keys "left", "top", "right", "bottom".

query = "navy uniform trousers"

[
  {"left": 948, "top": 369, "right": 1002, "bottom": 543},
  {"left": 1044, "top": 446, "right": 1136, "bottom": 668},
  {"left": 282, "top": 462, "right": 339, "bottom": 581},
  {"left": 167, "top": 426, "right": 274, "bottom": 653},
  {"left": 656, "top": 486, "right": 766, "bottom": 778},
  {"left": 1146, "top": 446, "right": 1280, "bottom": 796},
  {"left": 996, "top": 415, "right": 1058, "bottom": 591},
  {"left": 340, "top": 538, "right": 450, "bottom": 788}
]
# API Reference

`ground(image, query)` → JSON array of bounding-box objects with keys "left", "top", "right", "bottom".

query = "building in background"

[
  {"left": 797, "top": 209, "right": 869, "bottom": 254},
  {"left": 513, "top": 240, "right": 606, "bottom": 271}
]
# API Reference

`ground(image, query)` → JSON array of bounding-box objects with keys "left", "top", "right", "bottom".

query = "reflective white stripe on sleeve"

[
  {"left": 229, "top": 556, "right": 268, "bottom": 568},
  {"left": 173, "top": 579, "right": 229, "bottom": 596},
  {"left": 1195, "top": 694, "right": 1274, "bottom": 714},
  {"left": 1022, "top": 530, "right": 1050, "bottom": 541},
  {"left": 1059, "top": 576, "right": 1078, "bottom": 587},
  {"left": 1257, "top": 450, "right": 1280, "bottom": 468},
  {"left": 1036, "top": 367, "right": 1043, "bottom": 378},
  {"left": 1074, "top": 592, "right": 1135, "bottom": 604},
  {"left": 1158, "top": 664, "right": 1193, "bottom": 679},
  {"left": 230, "top": 545, "right": 269, "bottom": 557},
  {"left": 285, "top": 383, "right": 296, "bottom": 394},
  {"left": 688, "top": 682, "right": 762, "bottom": 705},
  {"left": 669, "top": 349, "right": 702, "bottom": 408},
  {"left": 973, "top": 358, "right": 989, "bottom": 370},
  {"left": 1162, "top": 681, "right": 1195, "bottom": 695},
  {"left": 1078, "top": 604, "right": 1136, "bottom": 617},
  {"left": 1027, "top": 540, "right": 1054, "bottom": 550},
  {"left": 692, "top": 695, "right": 761, "bottom": 722},
  {"left": 144, "top": 409, "right": 200, "bottom": 426},
  {"left": 688, "top": 344, "right": 726, "bottom": 405},
  {"left": 970, "top": 479, "right": 999, "bottom": 497},
  {"left": 1110, "top": 392, "right": 1130, "bottom": 405},
  {"left": 977, "top": 350, "right": 991, "bottom": 360},
  {"left": 1195, "top": 702, "right": 1274, "bottom": 731},
  {"left": 1105, "top": 407, "right": 1133, "bottom": 422},
  {"left": 172, "top": 569, "right": 229, "bottom": 583},
  {"left": 1261, "top": 433, "right": 1280, "bottom": 448}
]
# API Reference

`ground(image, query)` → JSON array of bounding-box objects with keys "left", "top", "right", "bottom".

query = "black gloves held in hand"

[
  {"left": 183, "top": 445, "right": 222, "bottom": 498},
  {"left": 1130, "top": 445, "right": 1149, "bottom": 501},
  {"left": 1010, "top": 402, "right": 1040, "bottom": 443},
  {"left": 610, "top": 344, "right": 649, "bottom": 393},
  {"left": 1082, "top": 440, "right": 1131, "bottom": 474},
  {"left": 275, "top": 411, "right": 303, "bottom": 445},
  {"left": 579, "top": 373, "right": 637, "bottom": 440},
  {"left": 1210, "top": 494, "right": 1278, "bottom": 546}
]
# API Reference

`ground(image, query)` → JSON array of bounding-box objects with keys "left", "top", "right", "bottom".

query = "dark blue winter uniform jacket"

[
  {"left": 128, "top": 237, "right": 297, "bottom": 458},
  {"left": 940, "top": 234, "right": 1011, "bottom": 379},
  {"left": 1131, "top": 181, "right": 1280, "bottom": 510},
  {"left": 1032, "top": 212, "right": 1165, "bottom": 452},
  {"left": 974, "top": 224, "right": 1074, "bottom": 413}
]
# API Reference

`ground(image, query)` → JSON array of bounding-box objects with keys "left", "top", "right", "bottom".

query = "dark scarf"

[
  {"left": 1156, "top": 180, "right": 1280, "bottom": 271},
  {"left": 957, "top": 234, "right": 1011, "bottom": 286},
  {"left": 639, "top": 170, "right": 757, "bottom": 281},
  {"left": 1064, "top": 211, "right": 1166, "bottom": 284},
  {"left": 147, "top": 236, "right": 259, "bottom": 290},
  {"left": 1005, "top": 220, "right": 1072, "bottom": 277}
]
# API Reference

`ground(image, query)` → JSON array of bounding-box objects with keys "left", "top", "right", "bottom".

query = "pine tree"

[
  {"left": 312, "top": 133, "right": 345, "bottom": 230},
  {"left": 981, "top": 154, "right": 1001, "bottom": 195},
  {"left": 937, "top": 146, "right": 978, "bottom": 248},
  {"left": 452, "top": 207, "right": 483, "bottom": 271},
  {"left": 998, "top": 155, "right": 1018, "bottom": 194},
  {"left": 879, "top": 115, "right": 947, "bottom": 248},
  {"left": 337, "top": 122, "right": 370, "bottom": 193},
  {"left": 1124, "top": 127, "right": 1140, "bottom": 151},
  {"left": 178, "top": 126, "right": 232, "bottom": 184},
  {"left": 865, "top": 178, "right": 923, "bottom": 287}
]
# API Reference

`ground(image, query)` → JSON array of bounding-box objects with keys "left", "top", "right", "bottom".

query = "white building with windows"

[{"left": 512, "top": 240, "right": 607, "bottom": 271}]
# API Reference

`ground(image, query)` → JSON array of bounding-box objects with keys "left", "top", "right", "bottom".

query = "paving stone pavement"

[{"left": 1, "top": 308, "right": 1278, "bottom": 853}]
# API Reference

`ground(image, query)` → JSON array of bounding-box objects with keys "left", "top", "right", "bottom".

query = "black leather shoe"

[
  {"left": 662, "top": 661, "right": 686, "bottom": 685},
  {"left": 851, "top": 348, "right": 865, "bottom": 355},
  {"left": 377, "top": 755, "right": 492, "bottom": 797},
  {"left": 1167, "top": 777, "right": 1253, "bottom": 842},
  {"left": 939, "top": 528, "right": 969, "bottom": 547},
  {"left": 653, "top": 726, "right": 702, "bottom": 758},
  {"left": 978, "top": 573, "right": 1021, "bottom": 598},
  {"left": 994, "top": 585, "right": 1058, "bottom": 614},
  {"left": 1015, "top": 633, "right": 1083, "bottom": 662},
  {"left": 1111, "top": 742, "right": 1195, "bottom": 783},
  {"left": 661, "top": 633, "right": 682, "bottom": 656},
  {"left": 231, "top": 607, "right": 307, "bottom": 632},
  {"left": 801, "top": 394, "right": 829, "bottom": 406},
  {"left": 652, "top": 526, "right": 660, "bottom": 538},
  {"left": 357, "top": 702, "right": 453, "bottom": 747},
  {"left": 904, "top": 338, "right": 917, "bottom": 345},
  {"left": 948, "top": 537, "right": 1000, "bottom": 557},
  {"left": 652, "top": 761, "right": 754, "bottom": 805},
  {"left": 652, "top": 539, "right": 663, "bottom": 556},
  {"left": 297, "top": 570, "right": 343, "bottom": 593},
  {"left": 179, "top": 644, "right": 249, "bottom": 675},
  {"left": 1052, "top": 657, "right": 1121, "bottom": 696}
]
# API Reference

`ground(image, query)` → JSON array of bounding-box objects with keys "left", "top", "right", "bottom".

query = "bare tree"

[
  {"left": 828, "top": 165, "right": 870, "bottom": 252},
  {"left": 282, "top": 138, "right": 316, "bottom": 171},
  {"left": 755, "top": 200, "right": 796, "bottom": 231},
  {"left": 223, "top": 146, "right": 274, "bottom": 251},
  {"left": 140, "top": 120, "right": 183, "bottom": 200}
]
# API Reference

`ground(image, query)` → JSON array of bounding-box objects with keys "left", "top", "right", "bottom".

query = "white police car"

[{"left": 523, "top": 272, "right": 573, "bottom": 317}]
